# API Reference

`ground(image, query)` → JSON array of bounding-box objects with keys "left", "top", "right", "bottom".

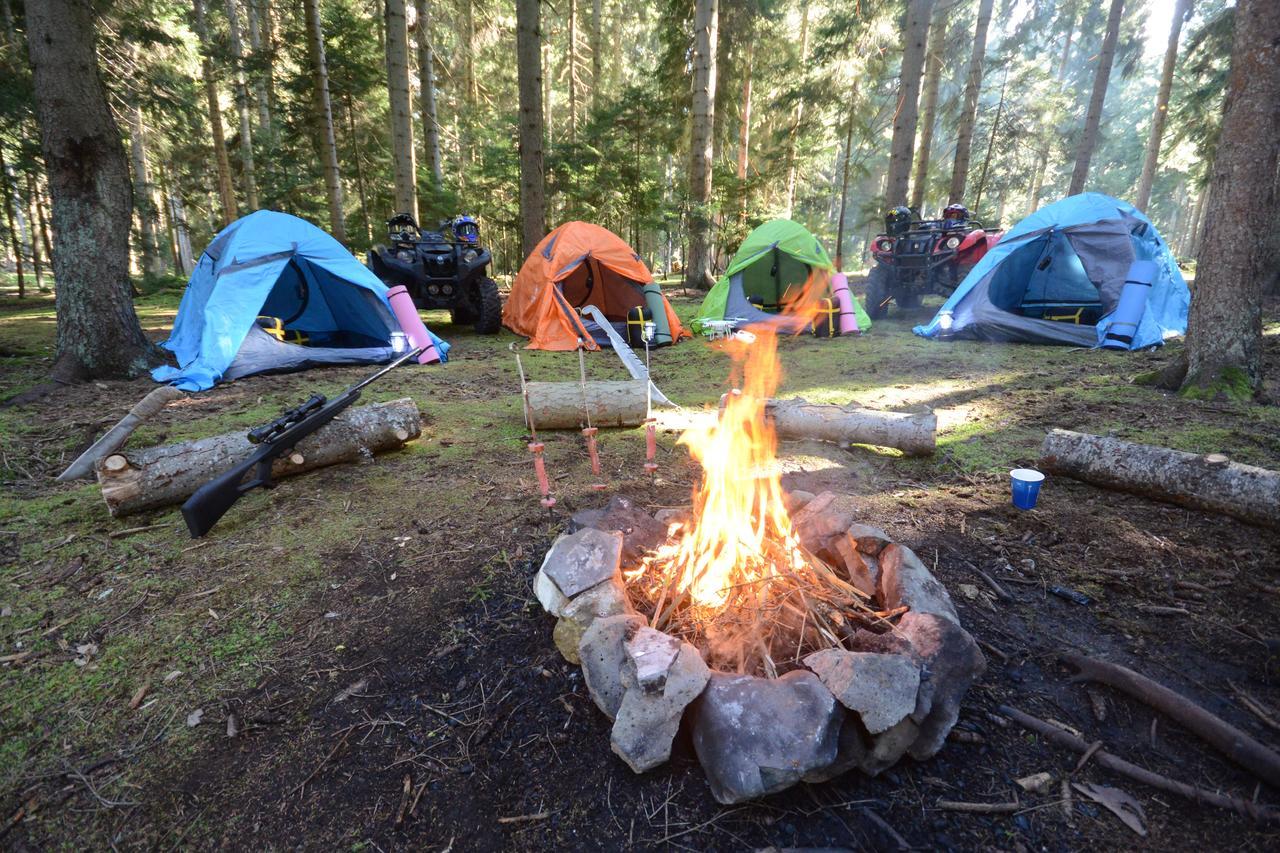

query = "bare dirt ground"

[{"left": 2, "top": 288, "right": 1279, "bottom": 850}]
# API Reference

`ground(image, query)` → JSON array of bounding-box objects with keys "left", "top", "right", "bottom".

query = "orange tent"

[{"left": 503, "top": 222, "right": 690, "bottom": 350}]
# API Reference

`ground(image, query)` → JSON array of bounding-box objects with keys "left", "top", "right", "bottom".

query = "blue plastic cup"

[{"left": 1010, "top": 468, "right": 1045, "bottom": 510}]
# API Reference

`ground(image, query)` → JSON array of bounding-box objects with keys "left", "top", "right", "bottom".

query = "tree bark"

[
  {"left": 1179, "top": 0, "right": 1279, "bottom": 396},
  {"left": 0, "top": 144, "right": 25, "bottom": 298},
  {"left": 245, "top": 0, "right": 272, "bottom": 134},
  {"left": 766, "top": 398, "right": 936, "bottom": 456},
  {"left": 736, "top": 35, "right": 753, "bottom": 224},
  {"left": 192, "top": 0, "right": 237, "bottom": 227},
  {"left": 168, "top": 184, "right": 195, "bottom": 274},
  {"left": 127, "top": 101, "right": 167, "bottom": 276},
  {"left": 782, "top": 0, "right": 810, "bottom": 219},
  {"left": 590, "top": 0, "right": 603, "bottom": 112},
  {"left": 1039, "top": 429, "right": 1280, "bottom": 529},
  {"left": 95, "top": 398, "right": 423, "bottom": 517},
  {"left": 1134, "top": 0, "right": 1192, "bottom": 210},
  {"left": 303, "top": 0, "right": 346, "bottom": 243},
  {"left": 525, "top": 380, "right": 648, "bottom": 429},
  {"left": 1187, "top": 187, "right": 1206, "bottom": 258},
  {"left": 224, "top": 0, "right": 259, "bottom": 209},
  {"left": 685, "top": 0, "right": 718, "bottom": 291},
  {"left": 26, "top": 0, "right": 161, "bottom": 379},
  {"left": 385, "top": 0, "right": 418, "bottom": 220},
  {"left": 24, "top": 174, "right": 44, "bottom": 289},
  {"left": 34, "top": 176, "right": 53, "bottom": 267},
  {"left": 516, "top": 0, "right": 547, "bottom": 258},
  {"left": 256, "top": 0, "right": 277, "bottom": 115},
  {"left": 885, "top": 0, "right": 933, "bottom": 207},
  {"left": 344, "top": 94, "right": 374, "bottom": 247},
  {"left": 414, "top": 0, "right": 443, "bottom": 187},
  {"left": 972, "top": 70, "right": 1007, "bottom": 211},
  {"left": 910, "top": 5, "right": 945, "bottom": 211},
  {"left": 568, "top": 0, "right": 579, "bottom": 144},
  {"left": 948, "top": 0, "right": 993, "bottom": 203},
  {"left": 1068, "top": 0, "right": 1125, "bottom": 195}
]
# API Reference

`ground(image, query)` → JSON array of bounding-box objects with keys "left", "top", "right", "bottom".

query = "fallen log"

[
  {"left": 1061, "top": 653, "right": 1280, "bottom": 789},
  {"left": 57, "top": 385, "right": 186, "bottom": 481},
  {"left": 997, "top": 704, "right": 1280, "bottom": 824},
  {"left": 524, "top": 380, "right": 648, "bottom": 429},
  {"left": 1039, "top": 429, "right": 1280, "bottom": 529},
  {"left": 94, "top": 398, "right": 422, "bottom": 517},
  {"left": 765, "top": 397, "right": 936, "bottom": 456}
]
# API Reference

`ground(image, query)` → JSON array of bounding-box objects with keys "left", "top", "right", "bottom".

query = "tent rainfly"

[{"left": 153, "top": 211, "right": 449, "bottom": 391}]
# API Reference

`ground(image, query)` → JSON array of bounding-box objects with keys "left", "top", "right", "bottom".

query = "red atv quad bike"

[{"left": 864, "top": 204, "right": 1002, "bottom": 319}]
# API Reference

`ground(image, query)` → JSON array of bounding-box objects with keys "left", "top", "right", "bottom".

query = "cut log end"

[{"left": 102, "top": 454, "right": 130, "bottom": 473}]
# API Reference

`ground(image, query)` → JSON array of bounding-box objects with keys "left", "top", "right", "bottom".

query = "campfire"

[
  {"left": 533, "top": 328, "right": 986, "bottom": 805},
  {"left": 631, "top": 330, "right": 903, "bottom": 677}
]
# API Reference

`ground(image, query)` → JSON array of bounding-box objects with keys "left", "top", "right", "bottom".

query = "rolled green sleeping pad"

[{"left": 642, "top": 283, "right": 673, "bottom": 346}]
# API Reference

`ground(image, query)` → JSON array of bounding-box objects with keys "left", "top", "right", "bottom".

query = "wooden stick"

[
  {"left": 997, "top": 704, "right": 1280, "bottom": 824},
  {"left": 57, "top": 385, "right": 185, "bottom": 481},
  {"left": 936, "top": 800, "right": 1021, "bottom": 814},
  {"left": 1061, "top": 653, "right": 1280, "bottom": 788}
]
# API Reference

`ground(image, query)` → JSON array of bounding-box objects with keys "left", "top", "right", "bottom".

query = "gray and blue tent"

[
  {"left": 914, "top": 194, "right": 1189, "bottom": 348},
  {"left": 153, "top": 211, "right": 448, "bottom": 391}
]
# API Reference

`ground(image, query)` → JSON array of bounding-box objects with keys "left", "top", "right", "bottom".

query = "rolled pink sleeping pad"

[
  {"left": 386, "top": 285, "right": 441, "bottom": 364},
  {"left": 830, "top": 272, "right": 860, "bottom": 335}
]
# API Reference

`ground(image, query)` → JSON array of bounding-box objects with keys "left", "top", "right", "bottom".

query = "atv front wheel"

[
  {"left": 472, "top": 277, "right": 503, "bottom": 334},
  {"left": 865, "top": 265, "right": 893, "bottom": 320}
]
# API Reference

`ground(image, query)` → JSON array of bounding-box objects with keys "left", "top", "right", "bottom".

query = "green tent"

[{"left": 693, "top": 218, "right": 871, "bottom": 334}]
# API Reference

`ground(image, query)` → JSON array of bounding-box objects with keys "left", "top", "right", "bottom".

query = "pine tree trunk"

[
  {"left": 0, "top": 145, "right": 25, "bottom": 298},
  {"left": 256, "top": 0, "right": 277, "bottom": 114},
  {"left": 516, "top": 0, "right": 547, "bottom": 258},
  {"left": 385, "top": 0, "right": 418, "bottom": 220},
  {"left": 245, "top": 0, "right": 273, "bottom": 135},
  {"left": 224, "top": 0, "right": 259, "bottom": 209},
  {"left": 415, "top": 0, "right": 443, "bottom": 187},
  {"left": 1068, "top": 0, "right": 1125, "bottom": 195},
  {"left": 1134, "top": 0, "right": 1191, "bottom": 211},
  {"left": 34, "top": 178, "right": 52, "bottom": 266},
  {"left": 192, "top": 0, "right": 237, "bottom": 227},
  {"left": 685, "top": 0, "right": 718, "bottom": 291},
  {"left": 1179, "top": 0, "right": 1280, "bottom": 397},
  {"left": 304, "top": 0, "right": 346, "bottom": 243},
  {"left": 910, "top": 5, "right": 945, "bottom": 211},
  {"left": 463, "top": 0, "right": 477, "bottom": 106},
  {"left": 949, "top": 0, "right": 993, "bottom": 203},
  {"left": 344, "top": 95, "right": 374, "bottom": 246},
  {"left": 25, "top": 174, "right": 44, "bottom": 289},
  {"left": 591, "top": 0, "right": 603, "bottom": 112},
  {"left": 737, "top": 35, "right": 753, "bottom": 224},
  {"left": 1, "top": 0, "right": 15, "bottom": 49},
  {"left": 885, "top": 0, "right": 933, "bottom": 206},
  {"left": 26, "top": 0, "right": 161, "bottom": 379},
  {"left": 834, "top": 91, "right": 857, "bottom": 272},
  {"left": 972, "top": 71, "right": 1007, "bottom": 211},
  {"left": 127, "top": 101, "right": 166, "bottom": 277},
  {"left": 1026, "top": 151, "right": 1047, "bottom": 215},
  {"left": 1188, "top": 188, "right": 1207, "bottom": 258},
  {"left": 568, "top": 0, "right": 578, "bottom": 144},
  {"left": 782, "top": 0, "right": 810, "bottom": 218},
  {"left": 168, "top": 183, "right": 195, "bottom": 275}
]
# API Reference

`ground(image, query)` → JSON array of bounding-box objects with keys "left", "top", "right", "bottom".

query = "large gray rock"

[
  {"left": 860, "top": 716, "right": 921, "bottom": 776},
  {"left": 791, "top": 492, "right": 860, "bottom": 552},
  {"left": 611, "top": 641, "right": 710, "bottom": 772},
  {"left": 847, "top": 523, "right": 891, "bottom": 556},
  {"left": 625, "top": 627, "right": 682, "bottom": 693},
  {"left": 570, "top": 496, "right": 667, "bottom": 566},
  {"left": 691, "top": 670, "right": 844, "bottom": 804},
  {"left": 579, "top": 613, "right": 648, "bottom": 719},
  {"left": 801, "top": 715, "right": 870, "bottom": 784},
  {"left": 534, "top": 565, "right": 569, "bottom": 616},
  {"left": 896, "top": 611, "right": 986, "bottom": 760},
  {"left": 554, "top": 575, "right": 635, "bottom": 664},
  {"left": 878, "top": 543, "right": 958, "bottom": 623},
  {"left": 804, "top": 649, "right": 920, "bottom": 735},
  {"left": 541, "top": 528, "right": 624, "bottom": 598}
]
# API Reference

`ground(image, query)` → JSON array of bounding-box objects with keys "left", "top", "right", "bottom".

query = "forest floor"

[{"left": 2, "top": 277, "right": 1279, "bottom": 851}]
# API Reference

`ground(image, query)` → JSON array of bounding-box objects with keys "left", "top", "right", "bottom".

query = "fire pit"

[{"left": 533, "top": 332, "right": 985, "bottom": 804}]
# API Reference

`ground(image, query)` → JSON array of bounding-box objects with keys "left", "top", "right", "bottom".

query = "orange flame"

[{"left": 651, "top": 328, "right": 804, "bottom": 608}]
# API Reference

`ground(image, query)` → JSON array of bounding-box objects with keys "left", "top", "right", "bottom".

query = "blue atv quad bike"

[{"left": 367, "top": 213, "right": 503, "bottom": 333}]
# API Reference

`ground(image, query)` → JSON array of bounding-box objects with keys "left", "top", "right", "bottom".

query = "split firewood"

[
  {"left": 998, "top": 704, "right": 1280, "bottom": 824},
  {"left": 94, "top": 398, "right": 422, "bottom": 518},
  {"left": 1039, "top": 429, "right": 1280, "bottom": 529},
  {"left": 57, "top": 385, "right": 186, "bottom": 481},
  {"left": 1061, "top": 653, "right": 1280, "bottom": 788},
  {"left": 764, "top": 398, "right": 936, "bottom": 456},
  {"left": 523, "top": 380, "right": 648, "bottom": 429}
]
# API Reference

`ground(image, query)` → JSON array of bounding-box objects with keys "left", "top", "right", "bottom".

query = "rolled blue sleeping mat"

[
  {"left": 1102, "top": 260, "right": 1158, "bottom": 350},
  {"left": 642, "top": 283, "right": 673, "bottom": 346}
]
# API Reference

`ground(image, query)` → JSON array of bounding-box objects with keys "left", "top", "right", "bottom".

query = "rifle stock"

[{"left": 181, "top": 446, "right": 273, "bottom": 537}]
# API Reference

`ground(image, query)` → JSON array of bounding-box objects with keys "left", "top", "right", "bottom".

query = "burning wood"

[{"left": 630, "top": 330, "right": 905, "bottom": 676}]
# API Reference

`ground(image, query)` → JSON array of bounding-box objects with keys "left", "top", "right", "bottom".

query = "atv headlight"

[
  {"left": 462, "top": 249, "right": 478, "bottom": 263},
  {"left": 442, "top": 283, "right": 454, "bottom": 296},
  {"left": 945, "top": 236, "right": 961, "bottom": 249},
  {"left": 396, "top": 250, "right": 413, "bottom": 262},
  {"left": 427, "top": 284, "right": 441, "bottom": 295},
  {"left": 878, "top": 239, "right": 894, "bottom": 253}
]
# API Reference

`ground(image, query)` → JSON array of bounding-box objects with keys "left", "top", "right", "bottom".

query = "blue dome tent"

[
  {"left": 914, "top": 194, "right": 1189, "bottom": 348},
  {"left": 153, "top": 211, "right": 448, "bottom": 391}
]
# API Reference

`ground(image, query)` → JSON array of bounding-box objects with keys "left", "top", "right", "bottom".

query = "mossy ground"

[{"left": 1, "top": 274, "right": 1278, "bottom": 848}]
